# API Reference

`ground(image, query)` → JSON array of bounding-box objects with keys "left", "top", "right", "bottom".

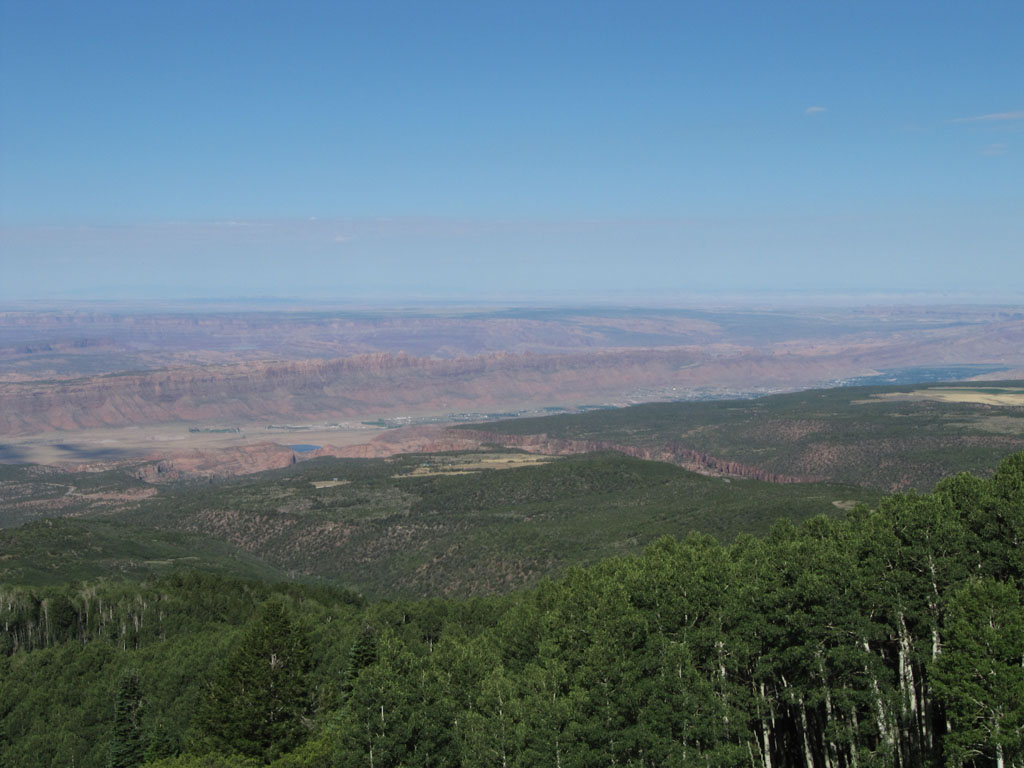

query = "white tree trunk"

[
  {"left": 850, "top": 705, "right": 860, "bottom": 768},
  {"left": 862, "top": 639, "right": 893, "bottom": 748},
  {"left": 818, "top": 653, "right": 837, "bottom": 768},
  {"left": 799, "top": 697, "right": 814, "bottom": 768}
]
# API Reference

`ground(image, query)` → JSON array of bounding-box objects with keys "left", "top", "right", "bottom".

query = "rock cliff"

[{"left": 0, "top": 349, "right": 726, "bottom": 434}]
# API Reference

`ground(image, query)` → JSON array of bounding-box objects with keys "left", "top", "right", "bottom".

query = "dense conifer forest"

[{"left": 2, "top": 452, "right": 1022, "bottom": 767}]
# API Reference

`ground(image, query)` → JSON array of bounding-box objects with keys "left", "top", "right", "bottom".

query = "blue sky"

[{"left": 1, "top": 1, "right": 1021, "bottom": 301}]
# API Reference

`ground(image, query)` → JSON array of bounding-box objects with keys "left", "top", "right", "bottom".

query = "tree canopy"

[{"left": 3, "top": 452, "right": 1024, "bottom": 768}]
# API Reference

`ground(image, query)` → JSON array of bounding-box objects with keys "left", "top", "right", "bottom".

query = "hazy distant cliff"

[
  {"left": 3, "top": 307, "right": 1024, "bottom": 439},
  {"left": 0, "top": 349, "right": 720, "bottom": 434}
]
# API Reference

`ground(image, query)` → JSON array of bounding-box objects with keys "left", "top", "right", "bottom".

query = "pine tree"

[
  {"left": 341, "top": 622, "right": 378, "bottom": 699},
  {"left": 197, "top": 601, "right": 312, "bottom": 762},
  {"left": 108, "top": 671, "right": 145, "bottom": 768},
  {"left": 142, "top": 717, "right": 177, "bottom": 763},
  {"left": 934, "top": 579, "right": 1024, "bottom": 768},
  {"left": 335, "top": 631, "right": 418, "bottom": 768}
]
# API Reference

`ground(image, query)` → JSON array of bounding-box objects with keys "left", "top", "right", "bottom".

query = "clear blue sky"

[{"left": 1, "top": 1, "right": 1021, "bottom": 301}]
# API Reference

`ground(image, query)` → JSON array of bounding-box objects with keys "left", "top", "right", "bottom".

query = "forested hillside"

[
  {"left": 462, "top": 382, "right": 1024, "bottom": 491},
  {"left": 1, "top": 452, "right": 878, "bottom": 597},
  {"left": 3, "top": 452, "right": 1022, "bottom": 767}
]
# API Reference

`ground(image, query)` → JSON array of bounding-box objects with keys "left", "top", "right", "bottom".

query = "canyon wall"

[{"left": 0, "top": 348, "right": 729, "bottom": 435}]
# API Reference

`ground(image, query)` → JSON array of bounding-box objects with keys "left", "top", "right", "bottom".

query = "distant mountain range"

[{"left": 2, "top": 305, "right": 1023, "bottom": 474}]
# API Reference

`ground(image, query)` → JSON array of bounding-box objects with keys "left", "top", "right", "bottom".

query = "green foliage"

[
  {"left": 933, "top": 579, "right": 1024, "bottom": 767},
  {"left": 197, "top": 603, "right": 312, "bottom": 763},
  {"left": 0, "top": 451, "right": 880, "bottom": 597},
  {"left": 0, "top": 464, "right": 150, "bottom": 529},
  {"left": 143, "top": 755, "right": 259, "bottom": 768},
  {"left": 339, "top": 622, "right": 377, "bottom": 702},
  {"left": 108, "top": 671, "right": 145, "bottom": 768},
  {"left": 461, "top": 381, "right": 1024, "bottom": 491},
  {"left": 0, "top": 574, "right": 362, "bottom": 768},
  {"left": 0, "top": 517, "right": 291, "bottom": 586},
  {"left": 4, "top": 448, "right": 1024, "bottom": 768}
]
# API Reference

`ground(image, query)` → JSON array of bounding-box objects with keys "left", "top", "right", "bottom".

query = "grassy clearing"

[
  {"left": 831, "top": 499, "right": 860, "bottom": 510},
  {"left": 872, "top": 387, "right": 1024, "bottom": 407},
  {"left": 391, "top": 452, "right": 558, "bottom": 478}
]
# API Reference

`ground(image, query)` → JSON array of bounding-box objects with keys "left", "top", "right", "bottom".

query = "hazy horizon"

[{"left": 5, "top": 289, "right": 1024, "bottom": 311}]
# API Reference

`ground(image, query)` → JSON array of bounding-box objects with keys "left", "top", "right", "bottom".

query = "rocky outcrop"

[
  {"left": 129, "top": 442, "right": 308, "bottom": 482},
  {"left": 330, "top": 426, "right": 484, "bottom": 458}
]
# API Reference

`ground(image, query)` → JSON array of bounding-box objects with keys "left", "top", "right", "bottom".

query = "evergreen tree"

[
  {"left": 197, "top": 602, "right": 312, "bottom": 763},
  {"left": 143, "top": 717, "right": 178, "bottom": 763},
  {"left": 108, "top": 671, "right": 145, "bottom": 768},
  {"left": 340, "top": 622, "right": 378, "bottom": 699},
  {"left": 934, "top": 579, "right": 1024, "bottom": 768},
  {"left": 335, "top": 631, "right": 418, "bottom": 768}
]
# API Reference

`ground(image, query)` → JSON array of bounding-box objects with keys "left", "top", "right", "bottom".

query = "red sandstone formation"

[
  {"left": 0, "top": 342, "right": 966, "bottom": 437},
  {"left": 0, "top": 349, "right": 726, "bottom": 435}
]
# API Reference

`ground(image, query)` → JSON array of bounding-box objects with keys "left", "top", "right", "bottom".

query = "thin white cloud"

[
  {"left": 951, "top": 110, "right": 1024, "bottom": 123},
  {"left": 981, "top": 142, "right": 1009, "bottom": 156},
  {"left": 804, "top": 106, "right": 827, "bottom": 116}
]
